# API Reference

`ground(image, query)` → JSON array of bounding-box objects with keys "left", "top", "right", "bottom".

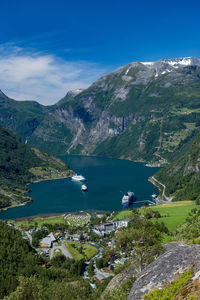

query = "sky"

[{"left": 0, "top": 0, "right": 200, "bottom": 105}]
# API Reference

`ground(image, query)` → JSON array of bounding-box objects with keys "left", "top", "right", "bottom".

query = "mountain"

[
  {"left": 0, "top": 126, "right": 73, "bottom": 209},
  {"left": 153, "top": 131, "right": 200, "bottom": 201},
  {"left": 1, "top": 57, "right": 200, "bottom": 164},
  {"left": 0, "top": 89, "right": 47, "bottom": 142}
]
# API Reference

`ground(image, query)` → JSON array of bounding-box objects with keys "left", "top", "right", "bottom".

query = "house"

[
  {"left": 72, "top": 234, "right": 80, "bottom": 241},
  {"left": 93, "top": 218, "right": 132, "bottom": 236},
  {"left": 108, "top": 264, "right": 114, "bottom": 272},
  {"left": 40, "top": 232, "right": 56, "bottom": 248},
  {"left": 95, "top": 273, "right": 106, "bottom": 281},
  {"left": 114, "top": 258, "right": 127, "bottom": 264},
  {"left": 113, "top": 218, "right": 132, "bottom": 229},
  {"left": 64, "top": 233, "right": 80, "bottom": 241}
]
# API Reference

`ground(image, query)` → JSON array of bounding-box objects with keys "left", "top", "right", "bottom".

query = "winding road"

[{"left": 151, "top": 176, "right": 173, "bottom": 202}]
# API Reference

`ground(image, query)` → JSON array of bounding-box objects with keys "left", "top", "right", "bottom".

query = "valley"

[{"left": 1, "top": 57, "right": 200, "bottom": 167}]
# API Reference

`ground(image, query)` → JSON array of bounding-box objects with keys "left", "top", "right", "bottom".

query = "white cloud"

[{"left": 0, "top": 46, "right": 109, "bottom": 105}]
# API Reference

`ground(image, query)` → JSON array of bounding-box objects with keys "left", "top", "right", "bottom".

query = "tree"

[
  {"left": 80, "top": 233, "right": 84, "bottom": 242},
  {"left": 116, "top": 217, "right": 163, "bottom": 271},
  {"left": 195, "top": 196, "right": 200, "bottom": 205},
  {"left": 3, "top": 276, "right": 45, "bottom": 300},
  {"left": 88, "top": 262, "right": 94, "bottom": 277},
  {"left": 96, "top": 257, "right": 108, "bottom": 269}
]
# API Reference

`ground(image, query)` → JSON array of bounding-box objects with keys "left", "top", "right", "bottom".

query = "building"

[
  {"left": 108, "top": 264, "right": 114, "bottom": 273},
  {"left": 93, "top": 219, "right": 132, "bottom": 236},
  {"left": 93, "top": 222, "right": 114, "bottom": 236},
  {"left": 114, "top": 218, "right": 132, "bottom": 228},
  {"left": 40, "top": 232, "right": 56, "bottom": 248}
]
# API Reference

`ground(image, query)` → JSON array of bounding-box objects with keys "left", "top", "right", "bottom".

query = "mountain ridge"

[{"left": 1, "top": 56, "right": 200, "bottom": 164}]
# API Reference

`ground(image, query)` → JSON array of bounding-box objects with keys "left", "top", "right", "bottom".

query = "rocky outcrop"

[
  {"left": 128, "top": 243, "right": 200, "bottom": 300},
  {"left": 101, "top": 264, "right": 140, "bottom": 299}
]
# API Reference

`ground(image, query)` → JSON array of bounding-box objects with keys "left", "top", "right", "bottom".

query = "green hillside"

[
  {"left": 154, "top": 132, "right": 200, "bottom": 201},
  {"left": 0, "top": 221, "right": 90, "bottom": 299},
  {"left": 0, "top": 126, "right": 73, "bottom": 209},
  {"left": 1, "top": 59, "right": 200, "bottom": 165},
  {"left": 0, "top": 90, "right": 47, "bottom": 142}
]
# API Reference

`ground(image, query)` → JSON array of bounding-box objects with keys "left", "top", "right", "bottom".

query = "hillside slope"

[
  {"left": 154, "top": 132, "right": 200, "bottom": 201},
  {"left": 1, "top": 57, "right": 200, "bottom": 164},
  {"left": 0, "top": 126, "right": 73, "bottom": 209}
]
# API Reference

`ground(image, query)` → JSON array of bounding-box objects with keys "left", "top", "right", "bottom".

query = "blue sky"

[{"left": 0, "top": 0, "right": 200, "bottom": 104}]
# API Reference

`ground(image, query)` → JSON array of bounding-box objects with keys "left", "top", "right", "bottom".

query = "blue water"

[{"left": 0, "top": 155, "right": 159, "bottom": 219}]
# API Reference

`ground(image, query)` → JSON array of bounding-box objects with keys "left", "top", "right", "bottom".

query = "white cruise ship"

[
  {"left": 121, "top": 191, "right": 135, "bottom": 208},
  {"left": 72, "top": 174, "right": 86, "bottom": 181}
]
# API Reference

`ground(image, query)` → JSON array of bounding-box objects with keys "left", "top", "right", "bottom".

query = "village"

[{"left": 8, "top": 210, "right": 134, "bottom": 284}]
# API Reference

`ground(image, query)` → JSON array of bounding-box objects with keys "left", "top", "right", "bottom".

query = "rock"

[
  {"left": 128, "top": 243, "right": 200, "bottom": 300},
  {"left": 101, "top": 264, "right": 140, "bottom": 299}
]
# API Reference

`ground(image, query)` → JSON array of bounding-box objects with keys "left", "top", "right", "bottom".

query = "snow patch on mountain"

[
  {"left": 141, "top": 62, "right": 154, "bottom": 66},
  {"left": 167, "top": 57, "right": 193, "bottom": 67}
]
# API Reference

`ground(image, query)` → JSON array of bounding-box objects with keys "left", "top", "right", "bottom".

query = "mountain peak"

[
  {"left": 140, "top": 57, "right": 200, "bottom": 68},
  {"left": 67, "top": 89, "right": 84, "bottom": 97},
  {"left": 56, "top": 89, "right": 84, "bottom": 106},
  {"left": 162, "top": 57, "right": 200, "bottom": 66}
]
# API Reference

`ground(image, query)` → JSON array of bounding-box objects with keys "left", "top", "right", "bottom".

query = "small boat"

[
  {"left": 81, "top": 184, "right": 88, "bottom": 191},
  {"left": 72, "top": 174, "right": 86, "bottom": 181},
  {"left": 152, "top": 194, "right": 157, "bottom": 200},
  {"left": 121, "top": 191, "right": 136, "bottom": 208}
]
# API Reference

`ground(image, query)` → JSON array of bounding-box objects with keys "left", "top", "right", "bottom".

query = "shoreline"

[
  {"left": 12, "top": 213, "right": 66, "bottom": 221},
  {"left": 1, "top": 157, "right": 161, "bottom": 219},
  {"left": 4, "top": 210, "right": 110, "bottom": 221},
  {"left": 0, "top": 174, "right": 73, "bottom": 215}
]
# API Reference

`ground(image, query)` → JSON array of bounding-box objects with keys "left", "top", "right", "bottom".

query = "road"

[
  {"left": 151, "top": 176, "right": 173, "bottom": 202},
  {"left": 50, "top": 243, "right": 73, "bottom": 259},
  {"left": 93, "top": 261, "right": 113, "bottom": 280},
  {"left": 83, "top": 242, "right": 112, "bottom": 280}
]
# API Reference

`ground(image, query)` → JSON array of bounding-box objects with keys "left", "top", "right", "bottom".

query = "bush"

[{"left": 143, "top": 269, "right": 193, "bottom": 299}]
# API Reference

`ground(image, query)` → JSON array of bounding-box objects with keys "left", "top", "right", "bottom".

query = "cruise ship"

[
  {"left": 72, "top": 174, "right": 86, "bottom": 181},
  {"left": 121, "top": 191, "right": 136, "bottom": 208}
]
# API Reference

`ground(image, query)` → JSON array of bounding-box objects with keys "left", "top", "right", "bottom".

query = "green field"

[
  {"left": 115, "top": 201, "right": 198, "bottom": 232},
  {"left": 12, "top": 214, "right": 66, "bottom": 228},
  {"left": 114, "top": 210, "right": 134, "bottom": 220},
  {"left": 143, "top": 201, "right": 198, "bottom": 231},
  {"left": 65, "top": 241, "right": 98, "bottom": 261}
]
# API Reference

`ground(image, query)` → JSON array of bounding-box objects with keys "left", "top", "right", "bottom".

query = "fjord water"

[{"left": 0, "top": 155, "right": 159, "bottom": 219}]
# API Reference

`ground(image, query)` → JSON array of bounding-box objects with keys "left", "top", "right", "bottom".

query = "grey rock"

[{"left": 128, "top": 243, "right": 200, "bottom": 300}]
